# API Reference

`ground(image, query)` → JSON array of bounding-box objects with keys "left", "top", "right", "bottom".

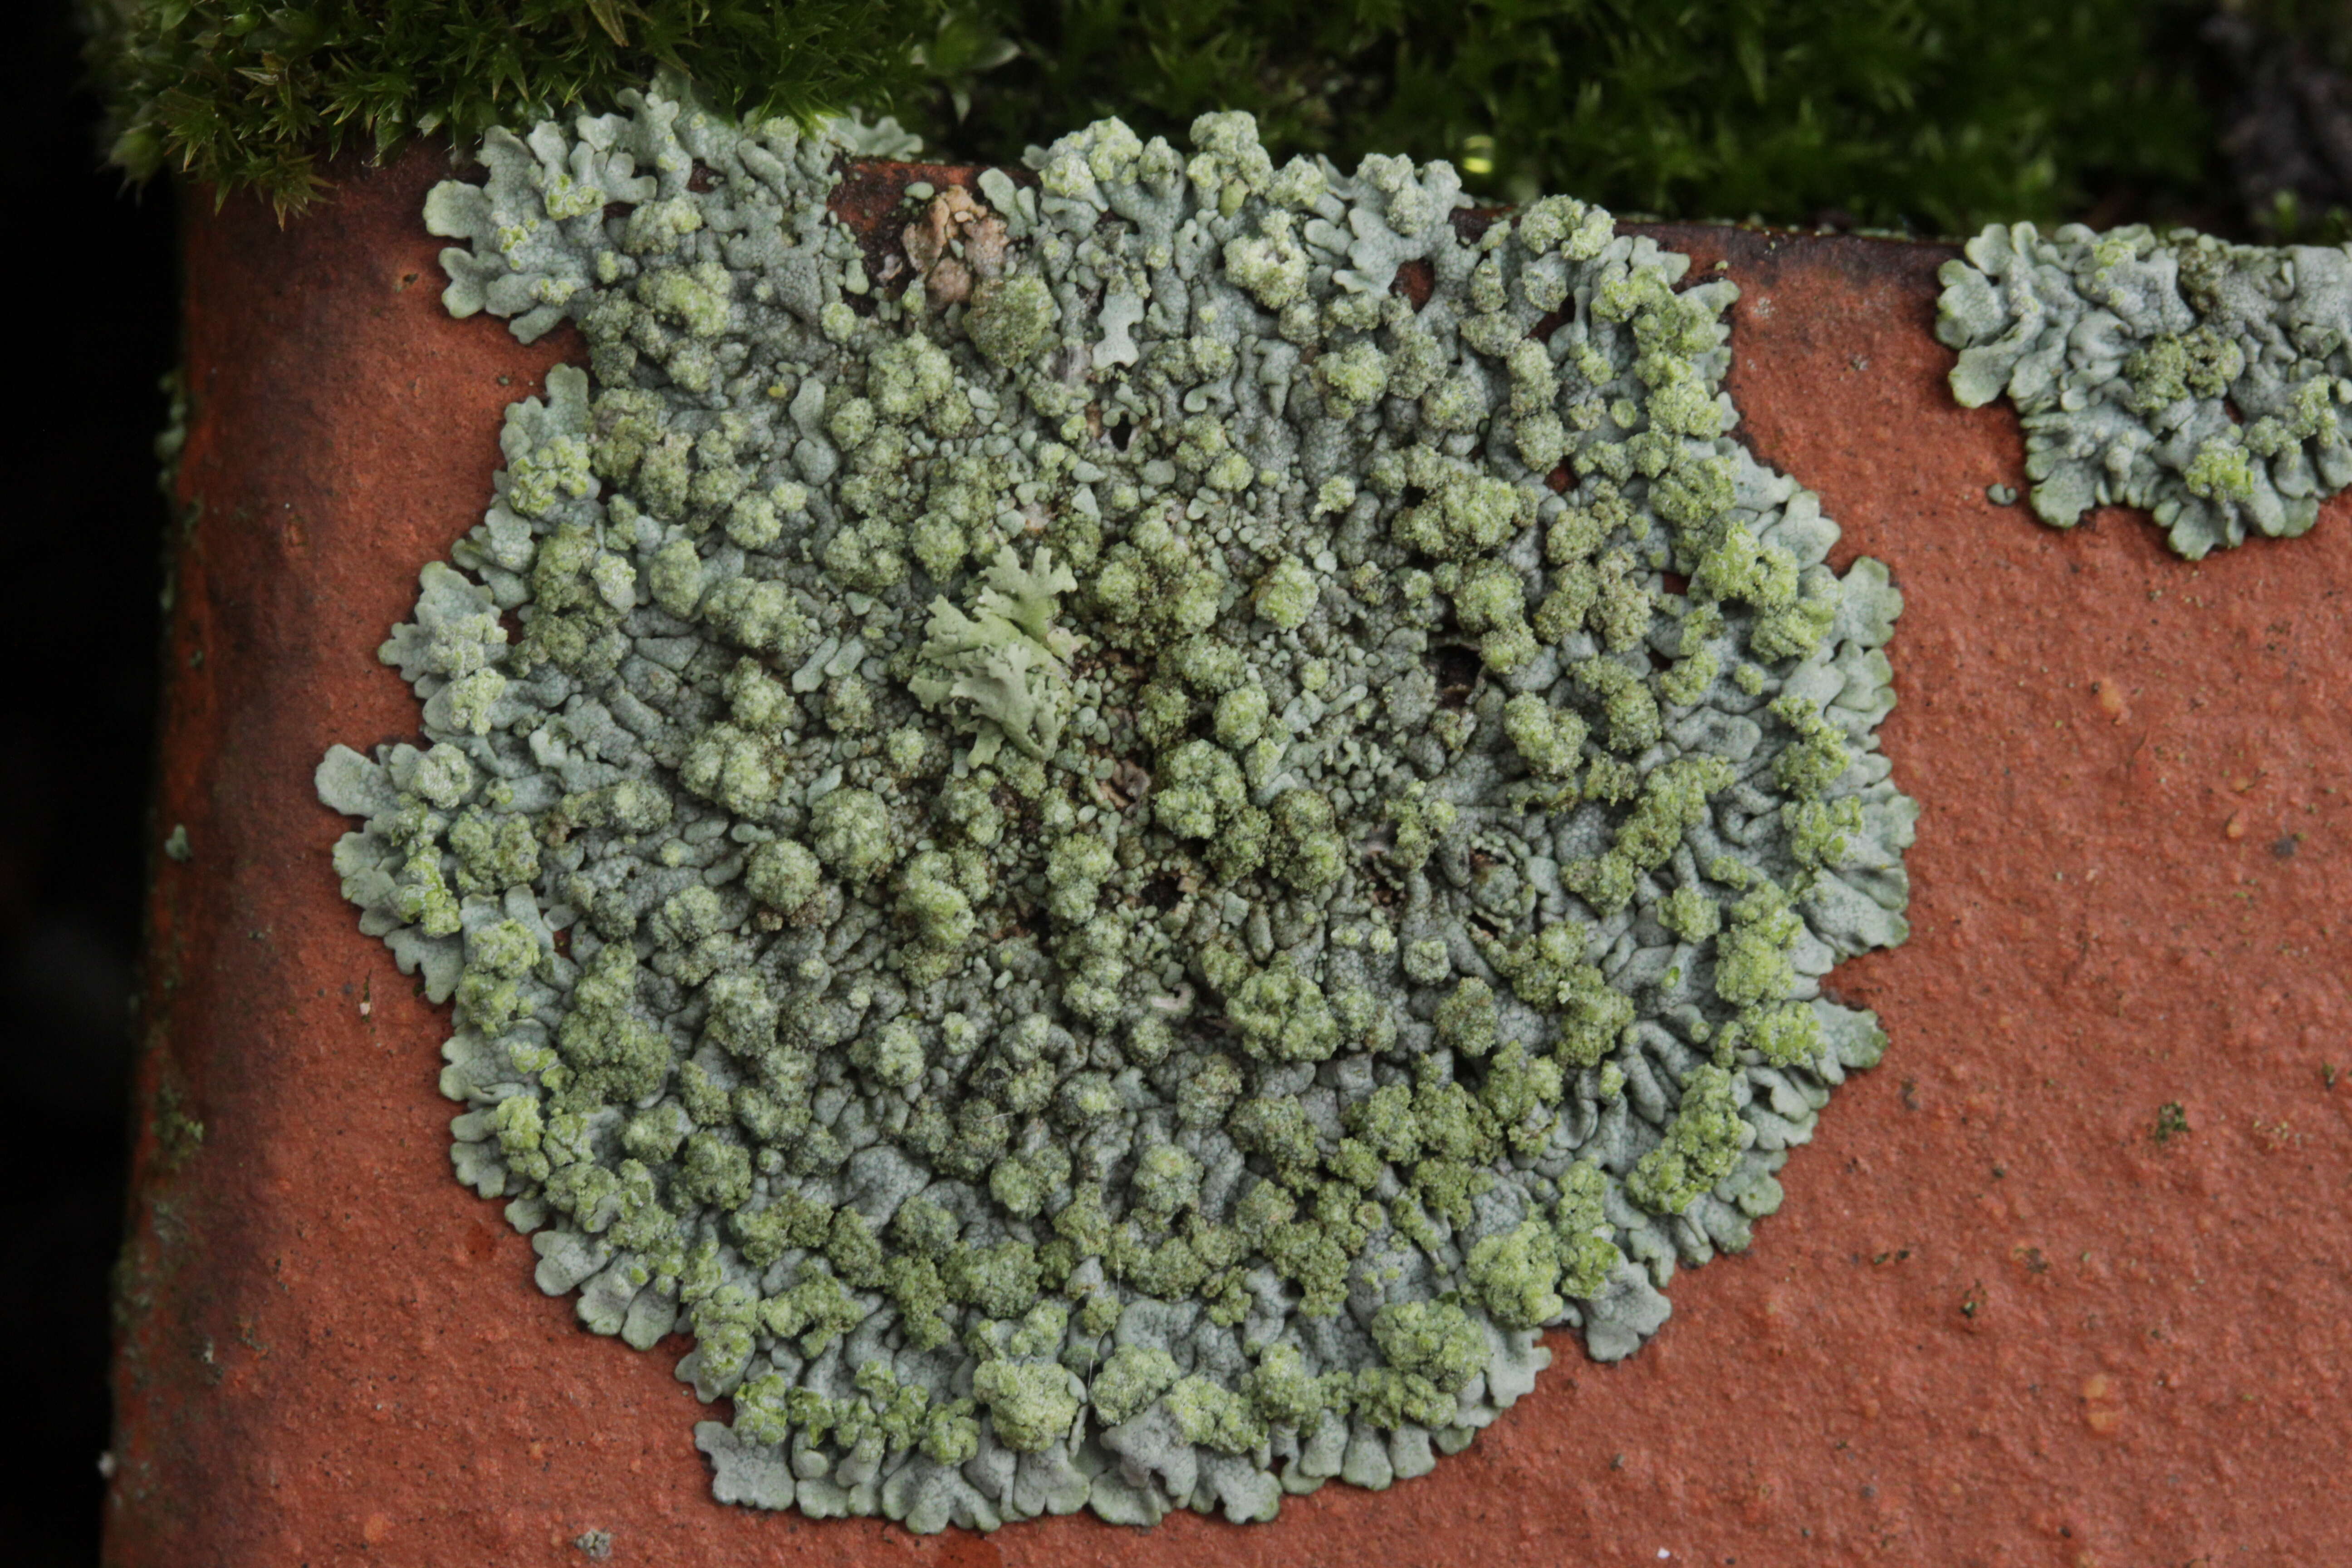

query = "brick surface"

[{"left": 108, "top": 145, "right": 2352, "bottom": 1568}]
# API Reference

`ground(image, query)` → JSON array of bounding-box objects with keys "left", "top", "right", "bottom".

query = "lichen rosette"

[{"left": 319, "top": 91, "right": 1916, "bottom": 1531}]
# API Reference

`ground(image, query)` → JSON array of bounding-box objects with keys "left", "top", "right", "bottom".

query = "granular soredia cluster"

[
  {"left": 318, "top": 90, "right": 1916, "bottom": 1532},
  {"left": 1939, "top": 221, "right": 2352, "bottom": 557}
]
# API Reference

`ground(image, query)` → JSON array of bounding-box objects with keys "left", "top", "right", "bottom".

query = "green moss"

[
  {"left": 1347, "top": 1366, "right": 1455, "bottom": 1430},
  {"left": 1153, "top": 739, "right": 1246, "bottom": 840},
  {"left": 1393, "top": 466, "right": 1529, "bottom": 561},
  {"left": 921, "top": 1401, "right": 983, "bottom": 1464},
  {"left": 554, "top": 941, "right": 669, "bottom": 1103},
  {"left": 1212, "top": 684, "right": 1271, "bottom": 749},
  {"left": 1131, "top": 1142, "right": 1205, "bottom": 1215},
  {"left": 92, "top": 0, "right": 926, "bottom": 212},
  {"left": 1740, "top": 1000, "right": 1823, "bottom": 1068},
  {"left": 1431, "top": 976, "right": 1499, "bottom": 1058},
  {"left": 731, "top": 1191, "right": 831, "bottom": 1266},
  {"left": 1383, "top": 784, "right": 1457, "bottom": 873},
  {"left": 1769, "top": 695, "right": 1851, "bottom": 800},
  {"left": 1501, "top": 692, "right": 1586, "bottom": 781},
  {"left": 1658, "top": 883, "right": 1721, "bottom": 943}
]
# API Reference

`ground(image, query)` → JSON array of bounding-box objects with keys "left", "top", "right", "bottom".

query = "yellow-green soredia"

[{"left": 318, "top": 88, "right": 1916, "bottom": 1533}]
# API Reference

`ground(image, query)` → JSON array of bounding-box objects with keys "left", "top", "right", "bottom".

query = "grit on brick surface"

[{"left": 108, "top": 148, "right": 2352, "bottom": 1568}]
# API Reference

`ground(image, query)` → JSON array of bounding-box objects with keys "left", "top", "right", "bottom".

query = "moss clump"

[
  {"left": 939, "top": 1, "right": 2211, "bottom": 234},
  {"left": 93, "top": 0, "right": 2217, "bottom": 243},
  {"left": 88, "top": 0, "right": 929, "bottom": 212}
]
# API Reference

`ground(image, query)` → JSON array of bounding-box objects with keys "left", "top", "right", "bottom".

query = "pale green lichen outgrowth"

[
  {"left": 910, "top": 544, "right": 1081, "bottom": 762},
  {"left": 321, "top": 91, "right": 1915, "bottom": 1537},
  {"left": 1937, "top": 220, "right": 2352, "bottom": 557}
]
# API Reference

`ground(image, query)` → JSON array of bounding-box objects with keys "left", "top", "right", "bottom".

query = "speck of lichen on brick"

[{"left": 319, "top": 88, "right": 1916, "bottom": 1534}]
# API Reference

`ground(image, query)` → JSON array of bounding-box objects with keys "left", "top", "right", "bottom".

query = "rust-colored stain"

[{"left": 109, "top": 146, "right": 2352, "bottom": 1568}]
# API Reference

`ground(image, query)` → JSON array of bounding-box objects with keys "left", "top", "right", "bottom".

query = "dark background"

[
  {"left": 3, "top": 10, "right": 173, "bottom": 1565},
  {"left": 8, "top": 0, "right": 2351, "bottom": 1561}
]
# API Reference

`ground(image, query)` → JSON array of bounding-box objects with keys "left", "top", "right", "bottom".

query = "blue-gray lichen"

[
  {"left": 1937, "top": 221, "right": 2352, "bottom": 557},
  {"left": 319, "top": 89, "right": 1916, "bottom": 1532}
]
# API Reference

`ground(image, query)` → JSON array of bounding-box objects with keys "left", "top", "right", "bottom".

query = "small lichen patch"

[
  {"left": 323, "top": 91, "right": 1914, "bottom": 1535},
  {"left": 1937, "top": 221, "right": 2352, "bottom": 557}
]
